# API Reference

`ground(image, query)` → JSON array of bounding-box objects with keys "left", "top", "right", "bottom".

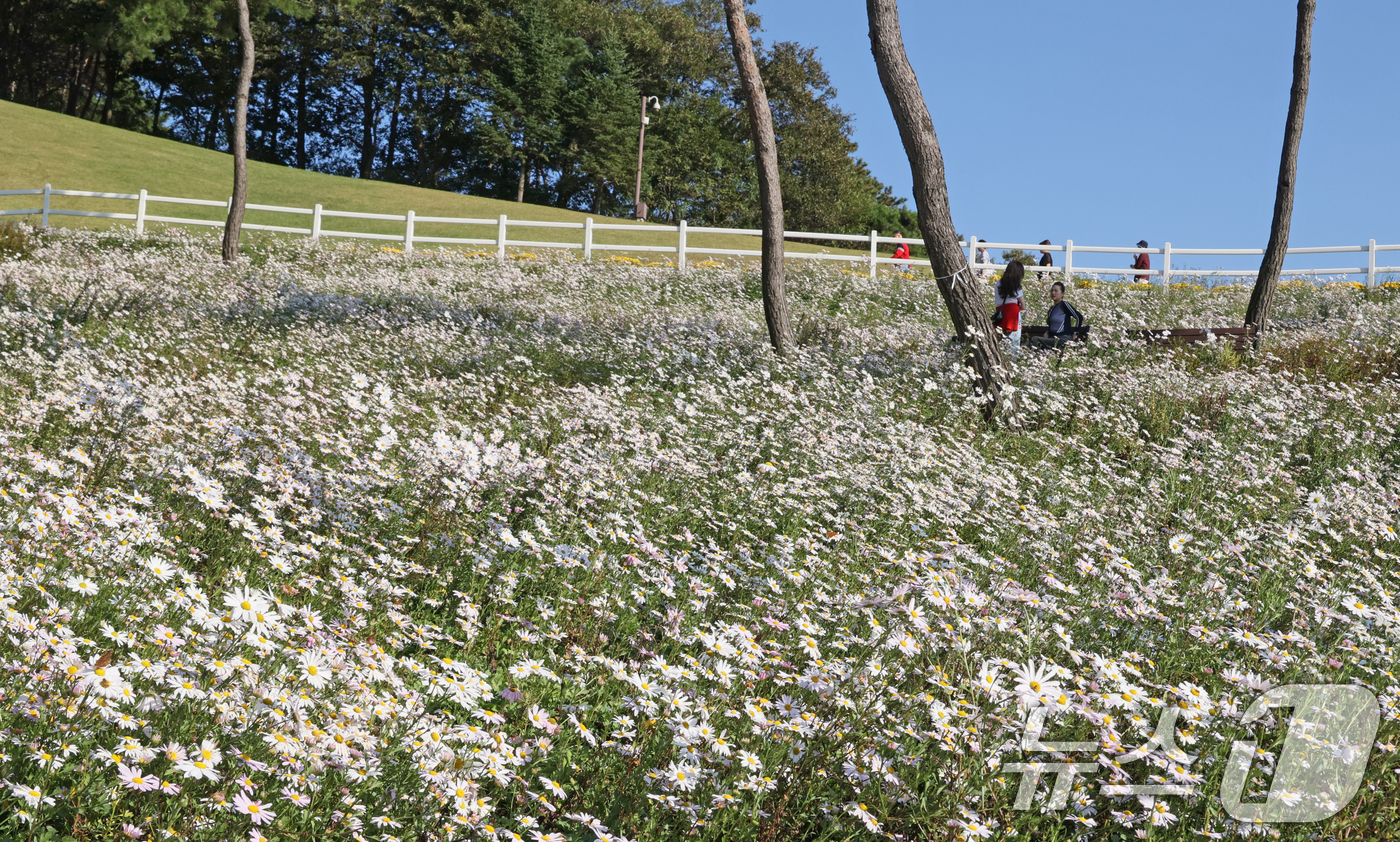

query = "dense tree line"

[{"left": 1, "top": 0, "right": 919, "bottom": 233}]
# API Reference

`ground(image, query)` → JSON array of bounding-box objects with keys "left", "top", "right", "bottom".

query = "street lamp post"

[{"left": 634, "top": 94, "right": 660, "bottom": 219}]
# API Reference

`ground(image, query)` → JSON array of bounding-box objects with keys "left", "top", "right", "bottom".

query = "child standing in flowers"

[
  {"left": 994, "top": 260, "right": 1027, "bottom": 356},
  {"left": 892, "top": 233, "right": 911, "bottom": 273}
]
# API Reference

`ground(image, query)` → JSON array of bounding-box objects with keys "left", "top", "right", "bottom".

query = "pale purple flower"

[
  {"left": 117, "top": 763, "right": 160, "bottom": 792},
  {"left": 233, "top": 791, "right": 276, "bottom": 825}
]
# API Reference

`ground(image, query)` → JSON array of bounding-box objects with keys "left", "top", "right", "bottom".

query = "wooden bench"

[
  {"left": 1022, "top": 324, "right": 1089, "bottom": 347},
  {"left": 1129, "top": 325, "right": 1257, "bottom": 352}
]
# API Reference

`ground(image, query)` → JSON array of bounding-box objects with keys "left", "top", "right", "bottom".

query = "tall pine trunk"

[
  {"left": 384, "top": 74, "right": 404, "bottom": 173},
  {"left": 266, "top": 70, "right": 283, "bottom": 161},
  {"left": 866, "top": 0, "right": 1013, "bottom": 423},
  {"left": 206, "top": 96, "right": 228, "bottom": 148},
  {"left": 78, "top": 52, "right": 102, "bottom": 120},
  {"left": 151, "top": 81, "right": 167, "bottom": 135},
  {"left": 64, "top": 49, "right": 86, "bottom": 115},
  {"left": 100, "top": 51, "right": 118, "bottom": 125},
  {"left": 1245, "top": 0, "right": 1315, "bottom": 336},
  {"left": 357, "top": 38, "right": 377, "bottom": 179},
  {"left": 295, "top": 50, "right": 308, "bottom": 169},
  {"left": 222, "top": 0, "right": 255, "bottom": 263},
  {"left": 722, "top": 0, "right": 794, "bottom": 356}
]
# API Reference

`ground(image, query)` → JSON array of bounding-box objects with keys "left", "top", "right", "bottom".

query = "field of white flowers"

[{"left": 0, "top": 224, "right": 1397, "bottom": 842}]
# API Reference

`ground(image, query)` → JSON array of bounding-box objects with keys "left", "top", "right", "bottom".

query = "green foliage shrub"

[
  {"left": 0, "top": 220, "right": 36, "bottom": 260},
  {"left": 1000, "top": 247, "right": 1042, "bottom": 267}
]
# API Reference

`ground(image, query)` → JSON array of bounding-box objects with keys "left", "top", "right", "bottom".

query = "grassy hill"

[{"left": 0, "top": 100, "right": 863, "bottom": 260}]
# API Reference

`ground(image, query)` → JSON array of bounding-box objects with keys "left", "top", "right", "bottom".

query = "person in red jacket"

[
  {"left": 994, "top": 260, "right": 1026, "bottom": 357},
  {"left": 1132, "top": 240, "right": 1151, "bottom": 282},
  {"left": 892, "top": 233, "right": 911, "bottom": 272}
]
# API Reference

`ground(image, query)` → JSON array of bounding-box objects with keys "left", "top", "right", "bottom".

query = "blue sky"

[{"left": 754, "top": 0, "right": 1399, "bottom": 274}]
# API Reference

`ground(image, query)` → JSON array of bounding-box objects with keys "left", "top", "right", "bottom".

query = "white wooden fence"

[{"left": 5, "top": 184, "right": 1400, "bottom": 286}]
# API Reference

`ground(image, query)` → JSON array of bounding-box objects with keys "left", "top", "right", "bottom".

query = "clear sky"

[{"left": 754, "top": 0, "right": 1400, "bottom": 274}]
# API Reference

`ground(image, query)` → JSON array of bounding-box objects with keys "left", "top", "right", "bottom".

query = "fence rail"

[{"left": 5, "top": 184, "right": 1400, "bottom": 285}]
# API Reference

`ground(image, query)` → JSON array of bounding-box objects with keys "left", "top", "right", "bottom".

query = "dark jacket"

[
  {"left": 1133, "top": 253, "right": 1150, "bottom": 280},
  {"left": 1047, "top": 300, "right": 1085, "bottom": 337}
]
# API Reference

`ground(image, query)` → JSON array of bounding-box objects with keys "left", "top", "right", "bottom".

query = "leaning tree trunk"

[
  {"left": 1245, "top": 0, "right": 1314, "bottom": 336},
  {"left": 222, "top": 0, "right": 255, "bottom": 263},
  {"left": 722, "top": 0, "right": 795, "bottom": 356},
  {"left": 866, "top": 0, "right": 1012, "bottom": 422}
]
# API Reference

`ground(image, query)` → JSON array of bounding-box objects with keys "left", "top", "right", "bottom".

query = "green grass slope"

[{"left": 0, "top": 100, "right": 865, "bottom": 260}]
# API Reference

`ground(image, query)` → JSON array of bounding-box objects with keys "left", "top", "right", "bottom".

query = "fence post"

[
  {"left": 677, "top": 220, "right": 687, "bottom": 271},
  {"left": 226, "top": 196, "right": 233, "bottom": 219},
  {"left": 1369, "top": 239, "right": 1377, "bottom": 288},
  {"left": 311, "top": 204, "right": 322, "bottom": 241},
  {"left": 136, "top": 189, "right": 148, "bottom": 235},
  {"left": 869, "top": 229, "right": 878, "bottom": 279},
  {"left": 967, "top": 236, "right": 977, "bottom": 276},
  {"left": 583, "top": 217, "right": 593, "bottom": 261},
  {"left": 1162, "top": 242, "right": 1172, "bottom": 288},
  {"left": 1064, "top": 239, "right": 1072, "bottom": 283},
  {"left": 497, "top": 214, "right": 508, "bottom": 259},
  {"left": 41, "top": 183, "right": 50, "bottom": 228},
  {"left": 404, "top": 210, "right": 415, "bottom": 253}
]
